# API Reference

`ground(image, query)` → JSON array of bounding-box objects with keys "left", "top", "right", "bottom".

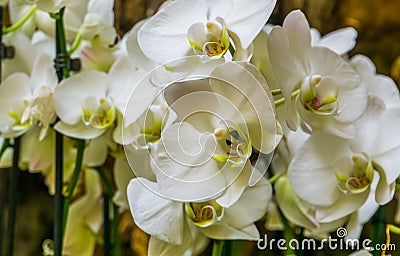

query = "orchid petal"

[
  {"left": 288, "top": 132, "right": 351, "bottom": 206},
  {"left": 226, "top": 0, "right": 276, "bottom": 49},
  {"left": 148, "top": 223, "right": 193, "bottom": 256},
  {"left": 127, "top": 178, "right": 184, "bottom": 244},
  {"left": 316, "top": 191, "right": 369, "bottom": 223},
  {"left": 201, "top": 222, "right": 259, "bottom": 240},
  {"left": 209, "top": 61, "right": 282, "bottom": 153},
  {"left": 307, "top": 47, "right": 360, "bottom": 90},
  {"left": 112, "top": 156, "right": 136, "bottom": 210},
  {"left": 125, "top": 20, "right": 156, "bottom": 70},
  {"left": 138, "top": 0, "right": 208, "bottom": 64},
  {"left": 283, "top": 10, "right": 311, "bottom": 72},
  {"left": 54, "top": 121, "right": 106, "bottom": 140},
  {"left": 152, "top": 122, "right": 225, "bottom": 202},
  {"left": 316, "top": 27, "right": 357, "bottom": 55}
]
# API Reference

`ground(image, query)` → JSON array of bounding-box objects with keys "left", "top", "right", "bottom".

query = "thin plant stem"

[
  {"left": 372, "top": 206, "right": 386, "bottom": 256},
  {"left": 274, "top": 97, "right": 285, "bottom": 107},
  {"left": 67, "top": 32, "right": 82, "bottom": 55},
  {"left": 5, "top": 137, "right": 20, "bottom": 256},
  {"left": 0, "top": 139, "right": 10, "bottom": 160},
  {"left": 222, "top": 240, "right": 232, "bottom": 255},
  {"left": 0, "top": 168, "right": 8, "bottom": 256},
  {"left": 53, "top": 7, "right": 70, "bottom": 256},
  {"left": 0, "top": 139, "right": 10, "bottom": 256},
  {"left": 212, "top": 240, "right": 224, "bottom": 256},
  {"left": 3, "top": 5, "right": 37, "bottom": 35},
  {"left": 95, "top": 166, "right": 114, "bottom": 196},
  {"left": 62, "top": 139, "right": 85, "bottom": 233},
  {"left": 277, "top": 206, "right": 297, "bottom": 256},
  {"left": 54, "top": 132, "right": 63, "bottom": 256},
  {"left": 271, "top": 89, "right": 282, "bottom": 96},
  {"left": 274, "top": 89, "right": 300, "bottom": 107},
  {"left": 103, "top": 193, "right": 111, "bottom": 256},
  {"left": 95, "top": 166, "right": 121, "bottom": 256},
  {"left": 112, "top": 203, "right": 121, "bottom": 256},
  {"left": 268, "top": 170, "right": 287, "bottom": 184}
]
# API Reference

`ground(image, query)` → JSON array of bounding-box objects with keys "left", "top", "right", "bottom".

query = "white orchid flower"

[
  {"left": 252, "top": 22, "right": 356, "bottom": 88},
  {"left": 53, "top": 71, "right": 116, "bottom": 139},
  {"left": 149, "top": 61, "right": 281, "bottom": 203},
  {"left": 288, "top": 99, "right": 400, "bottom": 222},
  {"left": 137, "top": 0, "right": 276, "bottom": 64},
  {"left": 267, "top": 10, "right": 367, "bottom": 138},
  {"left": 127, "top": 175, "right": 271, "bottom": 255},
  {"left": 0, "top": 53, "right": 57, "bottom": 140}
]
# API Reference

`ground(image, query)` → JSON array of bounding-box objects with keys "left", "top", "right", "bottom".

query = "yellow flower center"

[
  {"left": 185, "top": 201, "right": 223, "bottom": 228},
  {"left": 82, "top": 97, "right": 115, "bottom": 129}
]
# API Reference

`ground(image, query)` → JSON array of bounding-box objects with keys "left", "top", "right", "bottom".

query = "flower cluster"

[{"left": 0, "top": 0, "right": 399, "bottom": 255}]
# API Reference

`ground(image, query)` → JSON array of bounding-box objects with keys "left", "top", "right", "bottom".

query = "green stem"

[
  {"left": 54, "top": 8, "right": 70, "bottom": 80},
  {"left": 67, "top": 31, "right": 82, "bottom": 55},
  {"left": 271, "top": 89, "right": 282, "bottom": 96},
  {"left": 112, "top": 204, "right": 121, "bottom": 256},
  {"left": 277, "top": 206, "right": 297, "bottom": 256},
  {"left": 95, "top": 166, "right": 114, "bottom": 195},
  {"left": 372, "top": 206, "right": 386, "bottom": 256},
  {"left": 212, "top": 240, "right": 224, "bottom": 256},
  {"left": 0, "top": 139, "right": 10, "bottom": 160},
  {"left": 0, "top": 168, "right": 7, "bottom": 256},
  {"left": 95, "top": 166, "right": 121, "bottom": 256},
  {"left": 103, "top": 193, "right": 111, "bottom": 256},
  {"left": 274, "top": 89, "right": 300, "bottom": 108},
  {"left": 54, "top": 131, "right": 64, "bottom": 256},
  {"left": 268, "top": 170, "right": 287, "bottom": 184},
  {"left": 231, "top": 240, "right": 243, "bottom": 256},
  {"left": 222, "top": 240, "right": 232, "bottom": 255},
  {"left": 274, "top": 97, "right": 286, "bottom": 107},
  {"left": 62, "top": 139, "right": 85, "bottom": 233},
  {"left": 3, "top": 5, "right": 37, "bottom": 35},
  {"left": 53, "top": 8, "right": 69, "bottom": 256},
  {"left": 5, "top": 137, "right": 20, "bottom": 256},
  {"left": 388, "top": 224, "right": 400, "bottom": 234}
]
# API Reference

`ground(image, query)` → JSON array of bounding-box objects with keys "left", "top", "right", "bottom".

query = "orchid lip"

[
  {"left": 82, "top": 97, "right": 116, "bottom": 129},
  {"left": 335, "top": 154, "right": 373, "bottom": 195},
  {"left": 185, "top": 201, "right": 224, "bottom": 228},
  {"left": 212, "top": 125, "right": 252, "bottom": 167}
]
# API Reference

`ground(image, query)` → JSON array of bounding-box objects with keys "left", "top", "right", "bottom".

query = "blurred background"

[{"left": 1, "top": 0, "right": 400, "bottom": 255}]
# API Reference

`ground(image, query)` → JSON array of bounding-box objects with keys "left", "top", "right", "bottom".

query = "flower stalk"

[
  {"left": 96, "top": 165, "right": 121, "bottom": 256},
  {"left": 62, "top": 139, "right": 85, "bottom": 233},
  {"left": 5, "top": 137, "right": 20, "bottom": 256},
  {"left": 372, "top": 205, "right": 386, "bottom": 256},
  {"left": 2, "top": 5, "right": 37, "bottom": 35},
  {"left": 53, "top": 7, "right": 70, "bottom": 256},
  {"left": 212, "top": 240, "right": 224, "bottom": 256}
]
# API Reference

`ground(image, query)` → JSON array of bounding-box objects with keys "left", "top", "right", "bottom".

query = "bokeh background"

[{"left": 1, "top": 0, "right": 400, "bottom": 255}]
